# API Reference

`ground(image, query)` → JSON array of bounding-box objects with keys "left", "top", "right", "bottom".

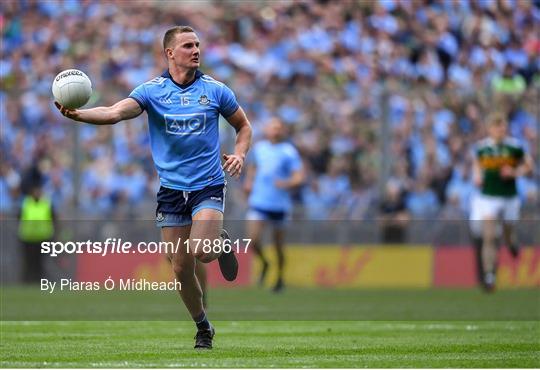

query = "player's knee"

[
  {"left": 171, "top": 261, "right": 194, "bottom": 280},
  {"left": 482, "top": 218, "right": 497, "bottom": 229},
  {"left": 194, "top": 251, "right": 214, "bottom": 263}
]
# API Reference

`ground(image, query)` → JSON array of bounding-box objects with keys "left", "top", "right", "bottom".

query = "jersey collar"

[{"left": 161, "top": 69, "right": 204, "bottom": 89}]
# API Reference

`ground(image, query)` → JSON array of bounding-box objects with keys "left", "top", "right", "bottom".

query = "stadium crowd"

[{"left": 1, "top": 0, "right": 539, "bottom": 220}]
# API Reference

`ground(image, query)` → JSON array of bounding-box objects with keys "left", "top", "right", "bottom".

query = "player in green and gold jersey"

[{"left": 471, "top": 112, "right": 534, "bottom": 291}]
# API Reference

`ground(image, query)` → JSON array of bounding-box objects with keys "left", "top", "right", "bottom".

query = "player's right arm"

[
  {"left": 471, "top": 143, "right": 483, "bottom": 187},
  {"left": 243, "top": 163, "right": 256, "bottom": 196},
  {"left": 54, "top": 98, "right": 142, "bottom": 125},
  {"left": 274, "top": 166, "right": 306, "bottom": 189},
  {"left": 472, "top": 156, "right": 483, "bottom": 187}
]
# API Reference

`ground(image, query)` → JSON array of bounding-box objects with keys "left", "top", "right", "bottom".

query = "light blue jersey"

[
  {"left": 248, "top": 140, "right": 302, "bottom": 212},
  {"left": 129, "top": 70, "right": 239, "bottom": 191}
]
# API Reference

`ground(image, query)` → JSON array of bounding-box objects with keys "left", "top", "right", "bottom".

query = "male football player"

[
  {"left": 56, "top": 26, "right": 252, "bottom": 348},
  {"left": 471, "top": 112, "right": 534, "bottom": 291},
  {"left": 244, "top": 119, "right": 304, "bottom": 292}
]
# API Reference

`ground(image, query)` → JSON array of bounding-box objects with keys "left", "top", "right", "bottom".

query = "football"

[{"left": 52, "top": 69, "right": 92, "bottom": 109}]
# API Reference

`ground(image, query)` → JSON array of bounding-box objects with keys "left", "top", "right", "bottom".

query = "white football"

[{"left": 52, "top": 69, "right": 92, "bottom": 109}]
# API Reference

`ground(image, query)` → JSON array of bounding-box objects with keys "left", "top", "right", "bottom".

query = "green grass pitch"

[{"left": 1, "top": 287, "right": 539, "bottom": 368}]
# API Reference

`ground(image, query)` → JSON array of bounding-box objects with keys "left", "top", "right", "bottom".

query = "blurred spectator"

[
  {"left": 317, "top": 157, "right": 351, "bottom": 216},
  {"left": 302, "top": 177, "right": 329, "bottom": 220},
  {"left": 17, "top": 180, "right": 56, "bottom": 284},
  {"left": 0, "top": 162, "right": 21, "bottom": 213},
  {"left": 492, "top": 63, "right": 527, "bottom": 95},
  {"left": 445, "top": 164, "right": 476, "bottom": 216},
  {"left": 406, "top": 176, "right": 440, "bottom": 219},
  {"left": 379, "top": 181, "right": 409, "bottom": 243}
]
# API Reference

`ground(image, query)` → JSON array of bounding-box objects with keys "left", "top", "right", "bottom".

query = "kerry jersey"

[{"left": 475, "top": 137, "right": 525, "bottom": 197}]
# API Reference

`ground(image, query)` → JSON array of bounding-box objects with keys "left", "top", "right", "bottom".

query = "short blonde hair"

[{"left": 163, "top": 26, "right": 195, "bottom": 50}]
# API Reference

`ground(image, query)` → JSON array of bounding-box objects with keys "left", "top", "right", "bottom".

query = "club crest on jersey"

[
  {"left": 156, "top": 212, "right": 164, "bottom": 222},
  {"left": 198, "top": 95, "right": 210, "bottom": 105}
]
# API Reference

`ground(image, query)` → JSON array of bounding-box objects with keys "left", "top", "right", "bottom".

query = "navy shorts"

[
  {"left": 156, "top": 183, "right": 226, "bottom": 227},
  {"left": 246, "top": 207, "right": 289, "bottom": 227}
]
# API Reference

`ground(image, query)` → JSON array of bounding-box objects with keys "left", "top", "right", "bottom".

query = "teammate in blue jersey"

[
  {"left": 244, "top": 118, "right": 304, "bottom": 292},
  {"left": 55, "top": 26, "right": 252, "bottom": 349}
]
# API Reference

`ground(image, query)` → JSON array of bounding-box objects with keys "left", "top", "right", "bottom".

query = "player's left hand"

[
  {"left": 274, "top": 179, "right": 289, "bottom": 189},
  {"left": 500, "top": 165, "right": 516, "bottom": 179},
  {"left": 222, "top": 154, "right": 244, "bottom": 178}
]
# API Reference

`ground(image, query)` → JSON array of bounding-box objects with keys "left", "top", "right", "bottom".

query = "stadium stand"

[{"left": 1, "top": 0, "right": 538, "bottom": 222}]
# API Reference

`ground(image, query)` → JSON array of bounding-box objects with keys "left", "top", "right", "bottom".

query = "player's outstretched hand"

[
  {"left": 54, "top": 102, "right": 81, "bottom": 121},
  {"left": 222, "top": 154, "right": 244, "bottom": 178}
]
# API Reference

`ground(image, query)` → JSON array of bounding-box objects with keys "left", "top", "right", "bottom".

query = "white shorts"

[{"left": 469, "top": 193, "right": 520, "bottom": 222}]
